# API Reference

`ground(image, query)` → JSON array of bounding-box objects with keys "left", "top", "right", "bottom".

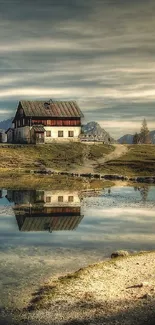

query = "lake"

[{"left": 0, "top": 185, "right": 155, "bottom": 312}]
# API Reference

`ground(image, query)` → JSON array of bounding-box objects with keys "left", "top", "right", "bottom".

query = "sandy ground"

[{"left": 12, "top": 251, "right": 155, "bottom": 325}]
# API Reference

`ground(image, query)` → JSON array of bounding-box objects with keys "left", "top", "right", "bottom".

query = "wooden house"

[
  {"left": 6, "top": 189, "right": 84, "bottom": 232},
  {"left": 11, "top": 100, "right": 84, "bottom": 144}
]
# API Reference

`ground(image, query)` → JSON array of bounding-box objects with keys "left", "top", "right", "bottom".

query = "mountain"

[
  {"left": 118, "top": 131, "right": 155, "bottom": 144},
  {"left": 117, "top": 134, "right": 134, "bottom": 144},
  {"left": 0, "top": 118, "right": 13, "bottom": 131},
  {"left": 81, "top": 121, "right": 116, "bottom": 144}
]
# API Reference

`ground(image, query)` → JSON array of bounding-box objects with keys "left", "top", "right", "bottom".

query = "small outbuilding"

[
  {"left": 5, "top": 128, "right": 14, "bottom": 143},
  {"left": 0, "top": 130, "right": 7, "bottom": 143}
]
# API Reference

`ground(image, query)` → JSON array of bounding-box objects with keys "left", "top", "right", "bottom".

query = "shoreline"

[
  {"left": 9, "top": 251, "right": 155, "bottom": 325},
  {"left": 0, "top": 169, "right": 155, "bottom": 190}
]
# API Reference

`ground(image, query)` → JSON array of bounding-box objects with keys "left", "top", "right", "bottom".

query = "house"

[
  {"left": 6, "top": 189, "right": 84, "bottom": 232},
  {"left": 11, "top": 99, "right": 84, "bottom": 144},
  {"left": 5, "top": 128, "right": 14, "bottom": 143},
  {"left": 0, "top": 129, "right": 7, "bottom": 143}
]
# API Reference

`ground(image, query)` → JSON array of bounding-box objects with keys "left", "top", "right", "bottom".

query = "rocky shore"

[
  {"left": 30, "top": 168, "right": 155, "bottom": 184},
  {"left": 12, "top": 251, "right": 155, "bottom": 325}
]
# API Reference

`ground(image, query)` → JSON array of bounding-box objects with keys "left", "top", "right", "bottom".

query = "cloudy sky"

[{"left": 0, "top": 0, "right": 155, "bottom": 137}]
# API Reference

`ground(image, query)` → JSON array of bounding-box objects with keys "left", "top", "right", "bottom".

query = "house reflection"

[{"left": 6, "top": 190, "right": 84, "bottom": 232}]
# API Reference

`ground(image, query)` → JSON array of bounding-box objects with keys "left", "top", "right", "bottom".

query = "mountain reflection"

[{"left": 6, "top": 190, "right": 83, "bottom": 232}]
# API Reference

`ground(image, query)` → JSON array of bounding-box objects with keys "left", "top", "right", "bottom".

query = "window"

[
  {"left": 47, "top": 120, "right": 51, "bottom": 125},
  {"left": 46, "top": 131, "right": 51, "bottom": 137},
  {"left": 68, "top": 131, "right": 74, "bottom": 137},
  {"left": 68, "top": 196, "right": 74, "bottom": 202},
  {"left": 58, "top": 131, "right": 63, "bottom": 137},
  {"left": 46, "top": 196, "right": 51, "bottom": 203},
  {"left": 58, "top": 196, "right": 63, "bottom": 202}
]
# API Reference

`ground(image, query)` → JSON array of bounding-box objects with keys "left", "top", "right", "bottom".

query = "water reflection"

[
  {"left": 5, "top": 190, "right": 84, "bottom": 232},
  {"left": 0, "top": 189, "right": 3, "bottom": 199},
  {"left": 0, "top": 185, "right": 155, "bottom": 313},
  {"left": 134, "top": 186, "right": 149, "bottom": 202},
  {"left": 107, "top": 185, "right": 150, "bottom": 203}
]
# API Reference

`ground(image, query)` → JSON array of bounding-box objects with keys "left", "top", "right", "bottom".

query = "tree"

[
  {"left": 139, "top": 119, "right": 151, "bottom": 144},
  {"left": 133, "top": 132, "right": 140, "bottom": 144},
  {"left": 139, "top": 186, "right": 149, "bottom": 202}
]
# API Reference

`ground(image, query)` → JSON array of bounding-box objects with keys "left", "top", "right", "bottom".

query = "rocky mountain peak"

[{"left": 81, "top": 121, "right": 116, "bottom": 144}]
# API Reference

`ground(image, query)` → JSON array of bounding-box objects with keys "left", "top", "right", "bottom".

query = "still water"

[{"left": 0, "top": 185, "right": 155, "bottom": 310}]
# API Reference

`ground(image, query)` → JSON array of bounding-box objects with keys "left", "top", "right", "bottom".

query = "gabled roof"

[
  {"left": 15, "top": 215, "right": 84, "bottom": 231},
  {"left": 17, "top": 100, "right": 84, "bottom": 118},
  {"left": 5, "top": 128, "right": 14, "bottom": 134},
  {"left": 32, "top": 125, "right": 45, "bottom": 132}
]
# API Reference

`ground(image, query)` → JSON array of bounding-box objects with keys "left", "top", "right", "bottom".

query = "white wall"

[
  {"left": 44, "top": 190, "right": 81, "bottom": 207},
  {"left": 14, "top": 126, "right": 81, "bottom": 143},
  {"left": 14, "top": 126, "right": 31, "bottom": 143},
  {"left": 1, "top": 132, "right": 7, "bottom": 143},
  {"left": 44, "top": 126, "right": 81, "bottom": 143}
]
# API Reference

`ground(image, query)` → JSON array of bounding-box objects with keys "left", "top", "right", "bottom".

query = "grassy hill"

[
  {"left": 97, "top": 145, "right": 155, "bottom": 176},
  {"left": 0, "top": 143, "right": 155, "bottom": 177},
  {"left": 0, "top": 142, "right": 113, "bottom": 171},
  {"left": 0, "top": 142, "right": 115, "bottom": 190}
]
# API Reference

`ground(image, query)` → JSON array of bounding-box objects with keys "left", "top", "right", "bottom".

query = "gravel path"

[{"left": 15, "top": 251, "right": 155, "bottom": 325}]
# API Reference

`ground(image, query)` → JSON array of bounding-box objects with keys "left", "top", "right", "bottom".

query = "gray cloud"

[{"left": 0, "top": 0, "right": 155, "bottom": 136}]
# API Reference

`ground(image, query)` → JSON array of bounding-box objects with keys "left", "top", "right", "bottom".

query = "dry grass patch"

[
  {"left": 0, "top": 143, "right": 114, "bottom": 171},
  {"left": 97, "top": 145, "right": 155, "bottom": 176},
  {"left": 0, "top": 172, "right": 114, "bottom": 190}
]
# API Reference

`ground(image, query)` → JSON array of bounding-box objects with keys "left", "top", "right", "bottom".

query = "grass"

[
  {"left": 88, "top": 144, "right": 114, "bottom": 160},
  {"left": 0, "top": 143, "right": 155, "bottom": 177},
  {"left": 97, "top": 145, "right": 155, "bottom": 176},
  {"left": 0, "top": 172, "right": 114, "bottom": 190},
  {"left": 0, "top": 143, "right": 114, "bottom": 171}
]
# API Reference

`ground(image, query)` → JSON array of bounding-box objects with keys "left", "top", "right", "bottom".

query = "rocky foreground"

[{"left": 12, "top": 251, "right": 155, "bottom": 325}]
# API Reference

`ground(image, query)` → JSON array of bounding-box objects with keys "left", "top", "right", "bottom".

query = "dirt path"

[
  {"left": 72, "top": 144, "right": 128, "bottom": 174},
  {"left": 19, "top": 252, "right": 155, "bottom": 325},
  {"left": 97, "top": 144, "right": 128, "bottom": 165}
]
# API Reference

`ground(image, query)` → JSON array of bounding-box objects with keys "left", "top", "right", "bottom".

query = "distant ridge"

[
  {"left": 117, "top": 134, "right": 134, "bottom": 144},
  {"left": 81, "top": 121, "right": 116, "bottom": 144},
  {"left": 0, "top": 118, "right": 13, "bottom": 131},
  {"left": 118, "top": 131, "right": 155, "bottom": 144}
]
